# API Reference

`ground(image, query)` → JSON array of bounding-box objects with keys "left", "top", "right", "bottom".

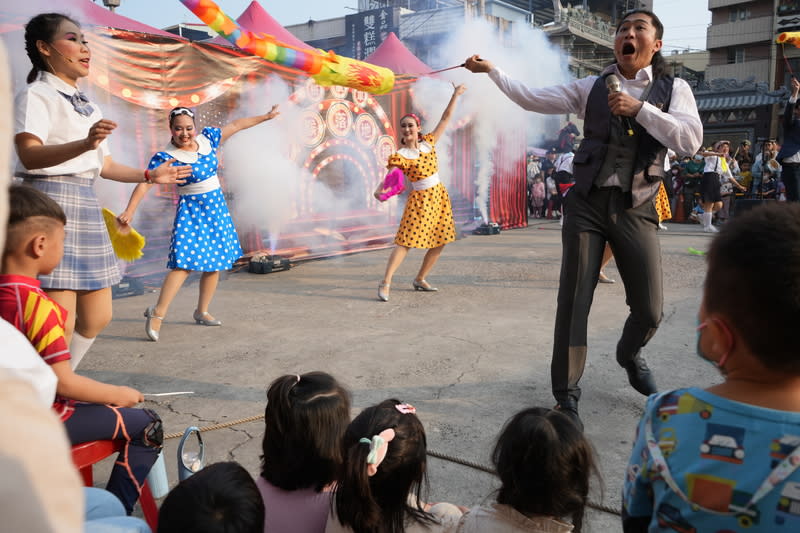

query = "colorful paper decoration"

[{"left": 179, "top": 0, "right": 395, "bottom": 94}]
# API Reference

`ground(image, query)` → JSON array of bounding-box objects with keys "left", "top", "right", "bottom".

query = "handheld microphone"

[{"left": 605, "top": 74, "right": 634, "bottom": 136}]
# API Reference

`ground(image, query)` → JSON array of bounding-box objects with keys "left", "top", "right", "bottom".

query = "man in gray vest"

[{"left": 465, "top": 9, "right": 703, "bottom": 430}]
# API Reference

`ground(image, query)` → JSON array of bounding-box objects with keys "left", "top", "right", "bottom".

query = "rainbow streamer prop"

[
  {"left": 777, "top": 32, "right": 800, "bottom": 48},
  {"left": 179, "top": 0, "right": 395, "bottom": 94}
]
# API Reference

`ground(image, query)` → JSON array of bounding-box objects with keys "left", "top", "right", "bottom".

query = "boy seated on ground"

[
  {"left": 158, "top": 462, "right": 264, "bottom": 533},
  {"left": 0, "top": 185, "right": 162, "bottom": 515},
  {"left": 622, "top": 202, "right": 800, "bottom": 532}
]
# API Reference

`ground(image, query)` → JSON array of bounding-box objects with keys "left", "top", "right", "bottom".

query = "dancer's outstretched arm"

[
  {"left": 431, "top": 85, "right": 466, "bottom": 142},
  {"left": 220, "top": 104, "right": 280, "bottom": 142}
]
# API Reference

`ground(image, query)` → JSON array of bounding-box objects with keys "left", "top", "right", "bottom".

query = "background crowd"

[{"left": 526, "top": 134, "right": 797, "bottom": 231}]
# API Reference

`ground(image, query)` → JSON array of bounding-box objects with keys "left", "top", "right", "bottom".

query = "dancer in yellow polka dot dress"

[{"left": 376, "top": 84, "right": 466, "bottom": 301}]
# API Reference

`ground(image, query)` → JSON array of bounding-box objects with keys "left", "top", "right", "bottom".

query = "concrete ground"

[{"left": 85, "top": 218, "right": 721, "bottom": 531}]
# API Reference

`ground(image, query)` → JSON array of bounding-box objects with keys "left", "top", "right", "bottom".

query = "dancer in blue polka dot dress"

[{"left": 119, "top": 105, "right": 280, "bottom": 341}]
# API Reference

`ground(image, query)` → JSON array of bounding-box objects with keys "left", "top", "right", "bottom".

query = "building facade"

[
  {"left": 706, "top": 0, "right": 776, "bottom": 88},
  {"left": 699, "top": 0, "right": 797, "bottom": 144}
]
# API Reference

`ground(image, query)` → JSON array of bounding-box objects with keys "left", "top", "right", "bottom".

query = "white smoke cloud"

[
  {"left": 407, "top": 18, "right": 572, "bottom": 222},
  {"left": 222, "top": 76, "right": 301, "bottom": 253},
  {"left": 222, "top": 76, "right": 384, "bottom": 255}
]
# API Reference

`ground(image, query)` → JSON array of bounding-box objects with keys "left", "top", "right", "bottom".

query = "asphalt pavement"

[{"left": 84, "top": 218, "right": 721, "bottom": 531}]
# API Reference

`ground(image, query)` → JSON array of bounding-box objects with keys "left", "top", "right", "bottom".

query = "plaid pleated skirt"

[{"left": 22, "top": 175, "right": 121, "bottom": 291}]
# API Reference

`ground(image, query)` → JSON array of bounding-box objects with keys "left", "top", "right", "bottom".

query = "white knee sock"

[
  {"left": 702, "top": 212, "right": 712, "bottom": 229},
  {"left": 69, "top": 332, "right": 95, "bottom": 369}
]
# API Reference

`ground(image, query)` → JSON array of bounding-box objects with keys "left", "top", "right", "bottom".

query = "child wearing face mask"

[{"left": 622, "top": 202, "right": 800, "bottom": 532}]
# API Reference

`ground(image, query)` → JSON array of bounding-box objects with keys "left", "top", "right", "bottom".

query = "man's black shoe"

[
  {"left": 622, "top": 356, "right": 658, "bottom": 396},
  {"left": 554, "top": 399, "right": 584, "bottom": 432}
]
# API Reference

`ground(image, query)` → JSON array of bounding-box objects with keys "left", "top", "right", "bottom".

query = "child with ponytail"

[
  {"left": 257, "top": 371, "right": 350, "bottom": 533},
  {"left": 327, "top": 399, "right": 463, "bottom": 533}
]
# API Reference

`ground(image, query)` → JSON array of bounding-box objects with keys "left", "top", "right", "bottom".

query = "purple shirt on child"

[{"left": 256, "top": 476, "right": 332, "bottom": 533}]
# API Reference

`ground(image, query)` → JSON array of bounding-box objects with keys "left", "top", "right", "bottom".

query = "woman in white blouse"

[{"left": 14, "top": 13, "right": 190, "bottom": 366}]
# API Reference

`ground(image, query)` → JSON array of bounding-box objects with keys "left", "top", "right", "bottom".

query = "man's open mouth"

[{"left": 622, "top": 43, "right": 636, "bottom": 55}]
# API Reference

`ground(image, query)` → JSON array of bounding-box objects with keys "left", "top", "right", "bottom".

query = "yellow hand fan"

[{"left": 102, "top": 208, "right": 146, "bottom": 262}]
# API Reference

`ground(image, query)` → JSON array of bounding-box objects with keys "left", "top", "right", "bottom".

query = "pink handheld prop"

[{"left": 378, "top": 168, "right": 405, "bottom": 201}]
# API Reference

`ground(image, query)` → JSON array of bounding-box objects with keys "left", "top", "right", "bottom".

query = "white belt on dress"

[
  {"left": 411, "top": 172, "right": 440, "bottom": 191},
  {"left": 178, "top": 175, "right": 220, "bottom": 195}
]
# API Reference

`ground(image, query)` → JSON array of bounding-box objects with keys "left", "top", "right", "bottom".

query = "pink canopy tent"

[
  {"left": 0, "top": 0, "right": 180, "bottom": 38},
  {"left": 77, "top": 1, "right": 181, "bottom": 38},
  {"left": 235, "top": 0, "right": 312, "bottom": 51},
  {"left": 364, "top": 32, "right": 432, "bottom": 77}
]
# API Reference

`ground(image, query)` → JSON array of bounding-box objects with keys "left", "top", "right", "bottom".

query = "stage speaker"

[
  {"left": 734, "top": 199, "right": 774, "bottom": 216},
  {"left": 112, "top": 276, "right": 145, "bottom": 299},
  {"left": 472, "top": 222, "right": 501, "bottom": 235},
  {"left": 248, "top": 254, "right": 291, "bottom": 274}
]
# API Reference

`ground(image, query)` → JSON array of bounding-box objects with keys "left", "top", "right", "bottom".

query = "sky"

[
  {"left": 652, "top": 0, "right": 712, "bottom": 54},
  {"left": 114, "top": 0, "right": 353, "bottom": 29},
  {"left": 110, "top": 0, "right": 711, "bottom": 52}
]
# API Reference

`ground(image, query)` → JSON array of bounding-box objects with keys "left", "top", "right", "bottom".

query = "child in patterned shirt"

[
  {"left": 623, "top": 202, "right": 800, "bottom": 532},
  {"left": 0, "top": 185, "right": 162, "bottom": 515}
]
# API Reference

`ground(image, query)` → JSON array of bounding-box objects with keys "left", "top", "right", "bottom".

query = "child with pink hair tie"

[{"left": 327, "top": 399, "right": 463, "bottom": 533}]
